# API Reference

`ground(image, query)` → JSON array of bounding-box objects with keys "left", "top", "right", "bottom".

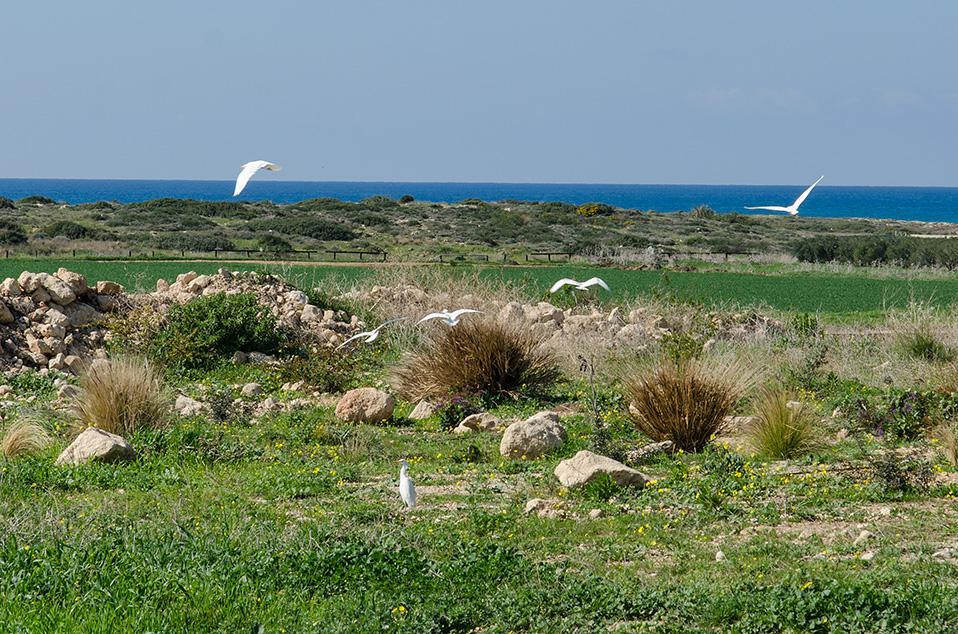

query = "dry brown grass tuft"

[
  {"left": 624, "top": 357, "right": 751, "bottom": 452},
  {"left": 746, "top": 385, "right": 819, "bottom": 460},
  {"left": 1, "top": 419, "right": 51, "bottom": 459},
  {"left": 392, "top": 318, "right": 561, "bottom": 402},
  {"left": 72, "top": 356, "right": 171, "bottom": 436},
  {"left": 935, "top": 421, "right": 958, "bottom": 466}
]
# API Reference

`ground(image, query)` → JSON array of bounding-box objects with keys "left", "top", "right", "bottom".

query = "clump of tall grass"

[
  {"left": 890, "top": 301, "right": 955, "bottom": 363},
  {"left": 624, "top": 357, "right": 750, "bottom": 452},
  {"left": 72, "top": 356, "right": 170, "bottom": 436},
  {"left": 1, "top": 419, "right": 51, "bottom": 459},
  {"left": 934, "top": 421, "right": 958, "bottom": 466},
  {"left": 392, "top": 319, "right": 560, "bottom": 401},
  {"left": 746, "top": 385, "right": 819, "bottom": 460}
]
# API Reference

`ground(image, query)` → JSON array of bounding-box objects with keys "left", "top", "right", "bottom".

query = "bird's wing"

[
  {"left": 550, "top": 278, "right": 578, "bottom": 293},
  {"left": 449, "top": 308, "right": 481, "bottom": 319},
  {"left": 744, "top": 205, "right": 791, "bottom": 212},
  {"left": 790, "top": 175, "right": 824, "bottom": 211},
  {"left": 233, "top": 163, "right": 262, "bottom": 196},
  {"left": 581, "top": 277, "right": 610, "bottom": 291},
  {"left": 261, "top": 161, "right": 281, "bottom": 172},
  {"left": 417, "top": 312, "right": 449, "bottom": 324},
  {"left": 336, "top": 331, "right": 371, "bottom": 349}
]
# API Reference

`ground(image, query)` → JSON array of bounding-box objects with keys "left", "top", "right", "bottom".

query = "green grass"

[
  {"left": 2, "top": 388, "right": 958, "bottom": 632},
  {"left": 6, "top": 258, "right": 958, "bottom": 318}
]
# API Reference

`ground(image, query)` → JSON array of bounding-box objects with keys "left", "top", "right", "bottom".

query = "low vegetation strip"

[{"left": 3, "top": 259, "right": 958, "bottom": 317}]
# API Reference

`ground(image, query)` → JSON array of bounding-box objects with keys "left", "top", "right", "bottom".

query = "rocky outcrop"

[
  {"left": 0, "top": 269, "right": 121, "bottom": 373},
  {"left": 335, "top": 387, "right": 395, "bottom": 423},
  {"left": 499, "top": 411, "right": 566, "bottom": 459},
  {"left": 55, "top": 427, "right": 136, "bottom": 466},
  {"left": 453, "top": 412, "right": 503, "bottom": 434},
  {"left": 554, "top": 450, "right": 649, "bottom": 488}
]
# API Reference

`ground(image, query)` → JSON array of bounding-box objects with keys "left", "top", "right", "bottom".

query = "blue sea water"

[{"left": 1, "top": 179, "right": 957, "bottom": 223}]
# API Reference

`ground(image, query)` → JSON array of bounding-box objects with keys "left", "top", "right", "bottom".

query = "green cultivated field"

[{"left": 4, "top": 259, "right": 958, "bottom": 317}]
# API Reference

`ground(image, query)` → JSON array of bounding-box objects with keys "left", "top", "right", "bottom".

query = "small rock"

[
  {"left": 459, "top": 412, "right": 502, "bottom": 431},
  {"left": 588, "top": 509, "right": 604, "bottom": 519},
  {"left": 408, "top": 400, "right": 437, "bottom": 420},
  {"left": 231, "top": 351, "right": 248, "bottom": 365},
  {"left": 715, "top": 550, "right": 726, "bottom": 562},
  {"left": 853, "top": 530, "right": 875, "bottom": 547},
  {"left": 55, "top": 427, "right": 135, "bottom": 466},
  {"left": 0, "top": 300, "right": 13, "bottom": 324},
  {"left": 57, "top": 384, "right": 78, "bottom": 400},
  {"left": 0, "top": 385, "right": 12, "bottom": 397},
  {"left": 241, "top": 382, "right": 263, "bottom": 397},
  {"left": 860, "top": 550, "right": 876, "bottom": 562},
  {"left": 335, "top": 387, "right": 395, "bottom": 423},
  {"left": 247, "top": 352, "right": 275, "bottom": 364},
  {"left": 175, "top": 395, "right": 205, "bottom": 417},
  {"left": 554, "top": 450, "right": 649, "bottom": 488},
  {"left": 95, "top": 280, "right": 124, "bottom": 296},
  {"left": 624, "top": 440, "right": 674, "bottom": 464}
]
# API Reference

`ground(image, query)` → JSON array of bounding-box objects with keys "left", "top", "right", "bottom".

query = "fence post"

[
  {"left": 381, "top": 252, "right": 386, "bottom": 262},
  {"left": 128, "top": 250, "right": 132, "bottom": 258}
]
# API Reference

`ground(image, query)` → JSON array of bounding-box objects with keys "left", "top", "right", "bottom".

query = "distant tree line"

[{"left": 792, "top": 234, "right": 958, "bottom": 268}]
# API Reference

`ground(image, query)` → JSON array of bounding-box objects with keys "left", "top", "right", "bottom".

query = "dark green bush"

[
  {"left": 136, "top": 198, "right": 252, "bottom": 219},
  {"left": 360, "top": 195, "right": 399, "bottom": 210},
  {"left": 399, "top": 194, "right": 415, "bottom": 204},
  {"left": 0, "top": 196, "right": 14, "bottom": 209},
  {"left": 248, "top": 216, "right": 358, "bottom": 241},
  {"left": 150, "top": 233, "right": 235, "bottom": 252},
  {"left": 151, "top": 293, "right": 284, "bottom": 370},
  {"left": 45, "top": 220, "right": 95, "bottom": 239},
  {"left": 258, "top": 233, "right": 292, "bottom": 251},
  {"left": 792, "top": 234, "right": 958, "bottom": 268},
  {"left": 690, "top": 204, "right": 716, "bottom": 219},
  {"left": 18, "top": 195, "right": 55, "bottom": 205},
  {"left": 0, "top": 219, "right": 27, "bottom": 245},
  {"left": 277, "top": 347, "right": 364, "bottom": 393}
]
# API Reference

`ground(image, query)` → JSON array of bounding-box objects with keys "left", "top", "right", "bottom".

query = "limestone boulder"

[
  {"left": 55, "top": 427, "right": 136, "bottom": 466},
  {"left": 554, "top": 450, "right": 649, "bottom": 488},
  {"left": 408, "top": 400, "right": 437, "bottom": 420},
  {"left": 499, "top": 411, "right": 566, "bottom": 459},
  {"left": 335, "top": 388, "right": 395, "bottom": 423}
]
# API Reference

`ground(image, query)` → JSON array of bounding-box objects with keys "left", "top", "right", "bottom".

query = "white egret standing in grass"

[
  {"left": 233, "top": 160, "right": 281, "bottom": 196},
  {"left": 336, "top": 318, "right": 405, "bottom": 350},
  {"left": 549, "top": 277, "right": 610, "bottom": 294},
  {"left": 399, "top": 459, "right": 416, "bottom": 509},
  {"left": 416, "top": 308, "right": 481, "bottom": 327},
  {"left": 744, "top": 175, "right": 823, "bottom": 216}
]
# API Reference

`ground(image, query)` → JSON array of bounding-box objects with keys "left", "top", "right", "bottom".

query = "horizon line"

[{"left": 2, "top": 176, "right": 958, "bottom": 190}]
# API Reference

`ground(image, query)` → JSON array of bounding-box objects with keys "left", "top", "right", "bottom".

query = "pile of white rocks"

[
  {"left": 153, "top": 270, "right": 361, "bottom": 348},
  {"left": 0, "top": 267, "right": 365, "bottom": 374},
  {"left": 0, "top": 268, "right": 124, "bottom": 373}
]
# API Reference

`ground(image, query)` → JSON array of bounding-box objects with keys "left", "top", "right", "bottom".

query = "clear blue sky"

[{"left": 2, "top": 1, "right": 955, "bottom": 185}]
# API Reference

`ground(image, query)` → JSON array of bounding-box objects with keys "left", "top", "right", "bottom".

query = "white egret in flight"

[
  {"left": 233, "top": 160, "right": 281, "bottom": 196},
  {"left": 417, "top": 309, "right": 481, "bottom": 327},
  {"left": 549, "top": 277, "right": 610, "bottom": 294},
  {"left": 745, "top": 175, "right": 823, "bottom": 216}
]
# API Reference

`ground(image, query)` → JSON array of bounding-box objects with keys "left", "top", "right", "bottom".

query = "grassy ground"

[
  {"left": 5, "top": 258, "right": 958, "bottom": 319},
  {"left": 3, "top": 365, "right": 958, "bottom": 632}
]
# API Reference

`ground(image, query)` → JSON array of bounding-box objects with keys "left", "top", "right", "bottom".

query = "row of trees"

[{"left": 792, "top": 235, "right": 958, "bottom": 269}]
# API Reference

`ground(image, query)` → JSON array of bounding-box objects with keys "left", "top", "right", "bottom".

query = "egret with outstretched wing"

[
  {"left": 549, "top": 276, "right": 610, "bottom": 293},
  {"left": 233, "top": 160, "right": 281, "bottom": 196},
  {"left": 745, "top": 175, "right": 823, "bottom": 216},
  {"left": 336, "top": 318, "right": 405, "bottom": 350},
  {"left": 417, "top": 308, "right": 481, "bottom": 326}
]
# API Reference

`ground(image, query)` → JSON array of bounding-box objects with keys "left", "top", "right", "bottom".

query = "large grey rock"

[
  {"left": 624, "top": 440, "right": 674, "bottom": 465},
  {"left": 499, "top": 411, "right": 566, "bottom": 458},
  {"left": 95, "top": 280, "right": 124, "bottom": 296},
  {"left": 335, "top": 387, "right": 395, "bottom": 423},
  {"left": 240, "top": 382, "right": 263, "bottom": 397},
  {"left": 55, "top": 427, "right": 136, "bottom": 466},
  {"left": 554, "top": 450, "right": 649, "bottom": 488},
  {"left": 55, "top": 268, "right": 88, "bottom": 296}
]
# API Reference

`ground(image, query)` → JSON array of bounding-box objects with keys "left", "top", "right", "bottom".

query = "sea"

[{"left": 1, "top": 179, "right": 957, "bottom": 223}]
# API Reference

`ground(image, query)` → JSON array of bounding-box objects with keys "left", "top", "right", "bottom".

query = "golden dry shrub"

[
  {"left": 1, "top": 419, "right": 51, "bottom": 459},
  {"left": 392, "top": 319, "right": 560, "bottom": 402},
  {"left": 747, "top": 385, "right": 819, "bottom": 460},
  {"left": 72, "top": 356, "right": 170, "bottom": 436},
  {"left": 624, "top": 358, "right": 748, "bottom": 452}
]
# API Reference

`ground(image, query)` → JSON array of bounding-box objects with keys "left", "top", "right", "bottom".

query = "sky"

[{"left": 1, "top": 1, "right": 956, "bottom": 186}]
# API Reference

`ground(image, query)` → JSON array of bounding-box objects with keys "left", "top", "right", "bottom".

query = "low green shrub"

[
  {"left": 151, "top": 293, "right": 284, "bottom": 370},
  {"left": 276, "top": 347, "right": 364, "bottom": 393},
  {"left": 0, "top": 219, "right": 27, "bottom": 245}
]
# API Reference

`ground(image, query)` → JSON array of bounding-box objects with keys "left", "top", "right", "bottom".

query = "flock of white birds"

[{"left": 231, "top": 160, "right": 823, "bottom": 507}]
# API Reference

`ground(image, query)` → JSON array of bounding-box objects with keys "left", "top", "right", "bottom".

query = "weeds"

[
  {"left": 392, "top": 319, "right": 560, "bottom": 402},
  {"left": 747, "top": 385, "right": 819, "bottom": 460},
  {"left": 72, "top": 357, "right": 170, "bottom": 436},
  {"left": 1, "top": 419, "right": 51, "bottom": 459},
  {"left": 624, "top": 357, "right": 749, "bottom": 452}
]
